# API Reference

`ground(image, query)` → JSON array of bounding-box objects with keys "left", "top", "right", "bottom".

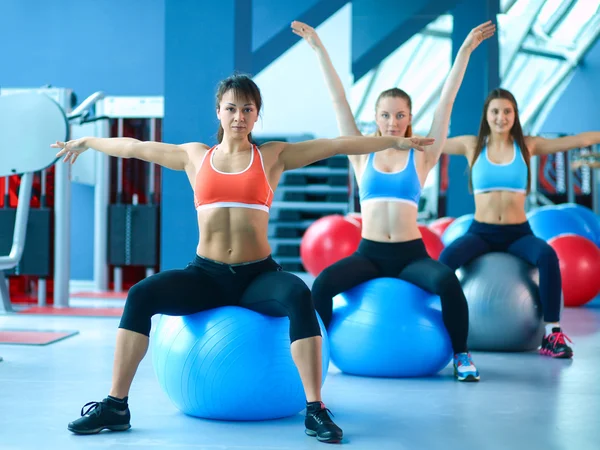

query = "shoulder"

[
  {"left": 180, "top": 142, "right": 211, "bottom": 172},
  {"left": 180, "top": 142, "right": 211, "bottom": 154},
  {"left": 258, "top": 140, "right": 285, "bottom": 151}
]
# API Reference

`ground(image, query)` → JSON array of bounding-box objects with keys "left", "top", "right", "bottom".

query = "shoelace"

[
  {"left": 312, "top": 407, "right": 335, "bottom": 424},
  {"left": 455, "top": 354, "right": 473, "bottom": 368},
  {"left": 549, "top": 332, "right": 572, "bottom": 348},
  {"left": 80, "top": 401, "right": 104, "bottom": 417}
]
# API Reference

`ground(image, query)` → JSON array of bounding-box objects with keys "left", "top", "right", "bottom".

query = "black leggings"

[
  {"left": 119, "top": 254, "right": 321, "bottom": 342},
  {"left": 439, "top": 220, "right": 561, "bottom": 323},
  {"left": 312, "top": 238, "right": 469, "bottom": 354}
]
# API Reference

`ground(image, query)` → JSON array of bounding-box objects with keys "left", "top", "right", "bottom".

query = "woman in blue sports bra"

[
  {"left": 441, "top": 87, "right": 600, "bottom": 359},
  {"left": 293, "top": 19, "right": 497, "bottom": 382}
]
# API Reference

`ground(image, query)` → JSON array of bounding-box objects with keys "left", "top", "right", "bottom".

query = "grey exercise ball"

[{"left": 456, "top": 252, "right": 545, "bottom": 352}]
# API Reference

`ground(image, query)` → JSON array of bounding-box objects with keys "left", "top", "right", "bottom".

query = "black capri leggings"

[
  {"left": 119, "top": 254, "right": 321, "bottom": 343},
  {"left": 312, "top": 238, "right": 469, "bottom": 354},
  {"left": 438, "top": 220, "right": 561, "bottom": 323}
]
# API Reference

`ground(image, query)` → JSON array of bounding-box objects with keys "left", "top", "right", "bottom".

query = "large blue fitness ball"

[
  {"left": 557, "top": 203, "right": 600, "bottom": 247},
  {"left": 151, "top": 306, "right": 330, "bottom": 421},
  {"left": 527, "top": 205, "right": 594, "bottom": 242},
  {"left": 329, "top": 278, "right": 453, "bottom": 378},
  {"left": 441, "top": 214, "right": 474, "bottom": 246}
]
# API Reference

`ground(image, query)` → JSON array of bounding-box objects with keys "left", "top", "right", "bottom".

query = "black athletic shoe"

[
  {"left": 540, "top": 328, "right": 573, "bottom": 359},
  {"left": 68, "top": 398, "right": 131, "bottom": 435},
  {"left": 305, "top": 402, "right": 343, "bottom": 443}
]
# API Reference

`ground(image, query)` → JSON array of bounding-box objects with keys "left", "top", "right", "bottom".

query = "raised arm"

[
  {"left": 527, "top": 132, "right": 600, "bottom": 156},
  {"left": 423, "top": 20, "right": 496, "bottom": 170},
  {"left": 51, "top": 137, "right": 200, "bottom": 171},
  {"left": 274, "top": 135, "right": 435, "bottom": 171},
  {"left": 291, "top": 21, "right": 361, "bottom": 137}
]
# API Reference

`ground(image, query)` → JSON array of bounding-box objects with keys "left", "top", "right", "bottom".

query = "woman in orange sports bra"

[{"left": 52, "top": 74, "right": 434, "bottom": 443}]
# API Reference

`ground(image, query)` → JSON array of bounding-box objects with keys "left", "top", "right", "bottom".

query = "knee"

[
  {"left": 438, "top": 245, "right": 458, "bottom": 268},
  {"left": 120, "top": 280, "right": 155, "bottom": 335},
  {"left": 538, "top": 244, "right": 559, "bottom": 268},
  {"left": 125, "top": 280, "right": 153, "bottom": 310},
  {"left": 283, "top": 277, "right": 314, "bottom": 311},
  {"left": 277, "top": 276, "right": 321, "bottom": 342},
  {"left": 311, "top": 267, "right": 336, "bottom": 298},
  {"left": 436, "top": 268, "right": 464, "bottom": 299}
]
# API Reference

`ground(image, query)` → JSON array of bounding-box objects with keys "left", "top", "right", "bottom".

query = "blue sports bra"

[
  {"left": 359, "top": 149, "right": 421, "bottom": 208},
  {"left": 471, "top": 141, "right": 527, "bottom": 194}
]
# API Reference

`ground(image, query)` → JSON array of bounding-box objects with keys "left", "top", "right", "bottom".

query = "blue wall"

[
  {"left": 253, "top": 0, "right": 322, "bottom": 52},
  {"left": 1, "top": 0, "right": 164, "bottom": 280},
  {"left": 1, "top": 0, "right": 164, "bottom": 98}
]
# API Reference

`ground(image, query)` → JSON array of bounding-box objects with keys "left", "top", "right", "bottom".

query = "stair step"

[
  {"left": 269, "top": 237, "right": 302, "bottom": 245},
  {"left": 285, "top": 167, "right": 348, "bottom": 176},
  {"left": 271, "top": 201, "right": 348, "bottom": 212},
  {"left": 277, "top": 185, "right": 348, "bottom": 193},
  {"left": 270, "top": 220, "right": 315, "bottom": 229},
  {"left": 274, "top": 256, "right": 303, "bottom": 265}
]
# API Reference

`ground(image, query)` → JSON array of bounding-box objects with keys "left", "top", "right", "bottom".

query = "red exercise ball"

[
  {"left": 548, "top": 234, "right": 600, "bottom": 307},
  {"left": 418, "top": 224, "right": 445, "bottom": 260},
  {"left": 300, "top": 215, "right": 362, "bottom": 276},
  {"left": 428, "top": 217, "right": 455, "bottom": 237},
  {"left": 344, "top": 212, "right": 363, "bottom": 230}
]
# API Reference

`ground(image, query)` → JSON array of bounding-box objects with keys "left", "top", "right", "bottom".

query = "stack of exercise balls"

[{"left": 440, "top": 203, "right": 600, "bottom": 307}]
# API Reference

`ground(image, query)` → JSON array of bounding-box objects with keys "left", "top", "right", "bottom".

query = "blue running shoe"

[{"left": 453, "top": 353, "right": 480, "bottom": 382}]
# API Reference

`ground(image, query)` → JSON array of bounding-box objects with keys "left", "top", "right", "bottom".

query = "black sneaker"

[
  {"left": 305, "top": 402, "right": 343, "bottom": 443},
  {"left": 540, "top": 328, "right": 573, "bottom": 359},
  {"left": 68, "top": 398, "right": 131, "bottom": 434}
]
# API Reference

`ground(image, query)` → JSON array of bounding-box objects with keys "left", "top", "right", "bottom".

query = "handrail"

[
  {"left": 68, "top": 91, "right": 105, "bottom": 124},
  {"left": 0, "top": 172, "right": 33, "bottom": 270}
]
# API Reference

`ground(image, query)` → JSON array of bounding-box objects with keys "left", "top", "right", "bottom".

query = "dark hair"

[
  {"left": 470, "top": 88, "right": 531, "bottom": 193},
  {"left": 215, "top": 74, "right": 262, "bottom": 144},
  {"left": 374, "top": 88, "right": 412, "bottom": 137}
]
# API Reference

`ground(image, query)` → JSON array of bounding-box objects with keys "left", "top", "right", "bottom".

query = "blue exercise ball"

[
  {"left": 441, "top": 214, "right": 474, "bottom": 246},
  {"left": 557, "top": 203, "right": 600, "bottom": 247},
  {"left": 151, "top": 306, "right": 330, "bottom": 421},
  {"left": 527, "top": 205, "right": 594, "bottom": 242},
  {"left": 329, "top": 278, "right": 452, "bottom": 378}
]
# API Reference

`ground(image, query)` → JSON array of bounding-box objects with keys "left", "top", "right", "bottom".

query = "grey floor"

[{"left": 1, "top": 295, "right": 599, "bottom": 450}]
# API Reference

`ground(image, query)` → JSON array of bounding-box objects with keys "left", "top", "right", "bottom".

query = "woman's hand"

[
  {"left": 51, "top": 138, "right": 89, "bottom": 164},
  {"left": 461, "top": 20, "right": 496, "bottom": 53},
  {"left": 395, "top": 136, "right": 436, "bottom": 152},
  {"left": 291, "top": 21, "right": 324, "bottom": 51}
]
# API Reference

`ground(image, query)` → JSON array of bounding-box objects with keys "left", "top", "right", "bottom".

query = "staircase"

[{"left": 269, "top": 155, "right": 351, "bottom": 272}]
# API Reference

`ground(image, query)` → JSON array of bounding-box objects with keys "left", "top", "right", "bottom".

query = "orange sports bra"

[{"left": 194, "top": 145, "right": 274, "bottom": 213}]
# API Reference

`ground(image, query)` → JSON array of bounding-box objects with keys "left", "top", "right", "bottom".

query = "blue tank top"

[
  {"left": 359, "top": 149, "right": 421, "bottom": 208},
  {"left": 471, "top": 141, "right": 527, "bottom": 194}
]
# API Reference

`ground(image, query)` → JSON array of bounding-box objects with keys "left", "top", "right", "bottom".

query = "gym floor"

[{"left": 1, "top": 294, "right": 598, "bottom": 450}]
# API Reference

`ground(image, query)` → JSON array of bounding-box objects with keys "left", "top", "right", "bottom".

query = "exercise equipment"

[
  {"left": 441, "top": 213, "right": 474, "bottom": 246},
  {"left": 457, "top": 252, "right": 545, "bottom": 352},
  {"left": 151, "top": 306, "right": 330, "bottom": 420},
  {"left": 418, "top": 224, "right": 444, "bottom": 260},
  {"left": 556, "top": 203, "right": 600, "bottom": 247},
  {"left": 329, "top": 278, "right": 452, "bottom": 378},
  {"left": 0, "top": 92, "right": 68, "bottom": 311},
  {"left": 300, "top": 214, "right": 361, "bottom": 276},
  {"left": 548, "top": 234, "right": 600, "bottom": 307},
  {"left": 527, "top": 205, "right": 594, "bottom": 242},
  {"left": 428, "top": 216, "right": 455, "bottom": 237}
]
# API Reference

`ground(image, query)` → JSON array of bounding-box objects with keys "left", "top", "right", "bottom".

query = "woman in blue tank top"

[
  {"left": 441, "top": 88, "right": 600, "bottom": 358},
  {"left": 293, "top": 19, "right": 497, "bottom": 382}
]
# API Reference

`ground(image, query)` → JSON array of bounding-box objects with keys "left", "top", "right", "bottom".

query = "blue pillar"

[
  {"left": 162, "top": 0, "right": 252, "bottom": 270},
  {"left": 446, "top": 0, "right": 500, "bottom": 217}
]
